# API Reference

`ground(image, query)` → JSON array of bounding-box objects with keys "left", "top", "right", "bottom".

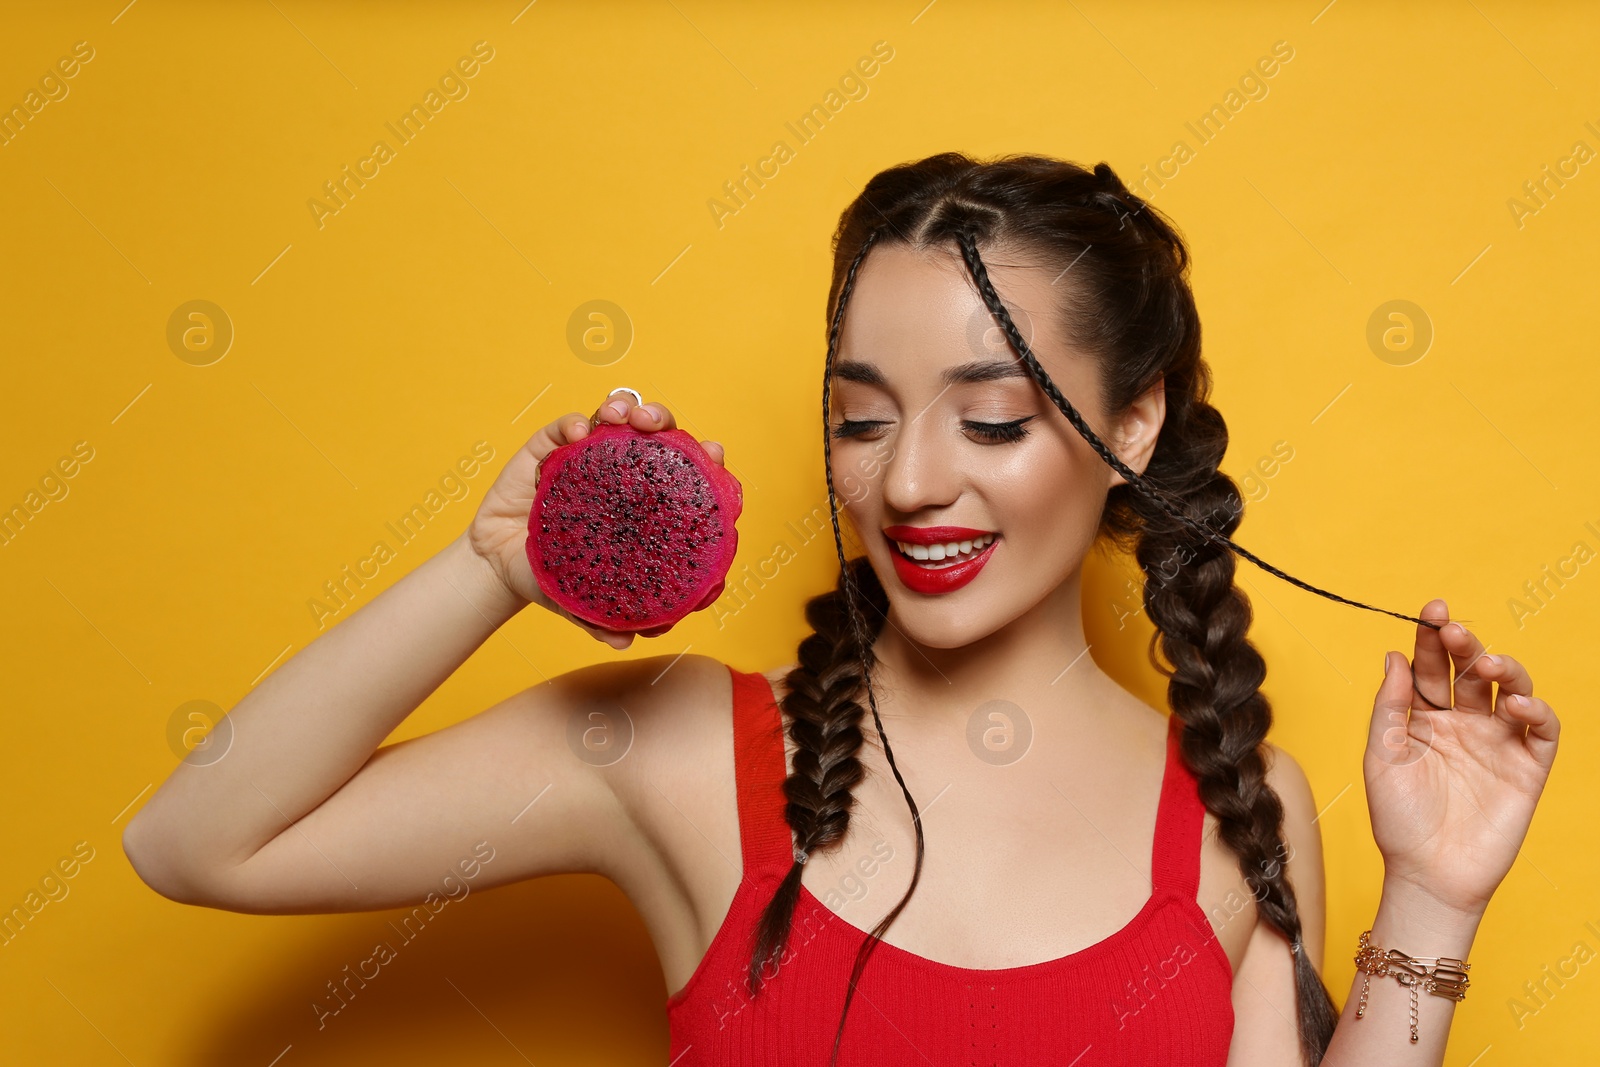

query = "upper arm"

[
  {"left": 172, "top": 654, "right": 725, "bottom": 914},
  {"left": 1227, "top": 740, "right": 1327, "bottom": 1064}
]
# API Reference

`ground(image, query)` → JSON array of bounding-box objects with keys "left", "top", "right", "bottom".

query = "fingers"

[
  {"left": 592, "top": 389, "right": 678, "bottom": 433},
  {"left": 532, "top": 392, "right": 684, "bottom": 467},
  {"left": 1479, "top": 652, "right": 1533, "bottom": 699},
  {"left": 583, "top": 620, "right": 634, "bottom": 649},
  {"left": 1408, "top": 599, "right": 1456, "bottom": 711},
  {"left": 569, "top": 606, "right": 653, "bottom": 646},
  {"left": 1481, "top": 652, "right": 1557, "bottom": 769},
  {"left": 583, "top": 392, "right": 716, "bottom": 463},
  {"left": 633, "top": 402, "right": 676, "bottom": 431},
  {"left": 1368, "top": 650, "right": 1424, "bottom": 763},
  {"left": 1498, "top": 691, "right": 1560, "bottom": 771},
  {"left": 558, "top": 410, "right": 595, "bottom": 442},
  {"left": 1438, "top": 618, "right": 1495, "bottom": 714},
  {"left": 1413, "top": 623, "right": 1558, "bottom": 773},
  {"left": 521, "top": 412, "right": 595, "bottom": 467},
  {"left": 548, "top": 411, "right": 595, "bottom": 447}
]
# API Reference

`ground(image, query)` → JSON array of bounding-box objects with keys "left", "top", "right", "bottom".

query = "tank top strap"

[
  {"left": 1149, "top": 712, "right": 1206, "bottom": 901},
  {"left": 727, "top": 664, "right": 797, "bottom": 880}
]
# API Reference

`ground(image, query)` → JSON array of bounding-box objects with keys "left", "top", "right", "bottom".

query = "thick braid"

[
  {"left": 1133, "top": 396, "right": 1340, "bottom": 1065},
  {"left": 744, "top": 559, "right": 884, "bottom": 995}
]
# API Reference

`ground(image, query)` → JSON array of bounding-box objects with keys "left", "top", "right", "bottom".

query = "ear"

[{"left": 1107, "top": 376, "right": 1166, "bottom": 488}]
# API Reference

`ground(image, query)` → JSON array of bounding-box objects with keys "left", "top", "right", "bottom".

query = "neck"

[{"left": 868, "top": 566, "right": 1103, "bottom": 720}]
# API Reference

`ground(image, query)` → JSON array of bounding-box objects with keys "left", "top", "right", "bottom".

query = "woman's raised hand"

[
  {"left": 1364, "top": 598, "right": 1560, "bottom": 919},
  {"left": 466, "top": 388, "right": 727, "bottom": 650}
]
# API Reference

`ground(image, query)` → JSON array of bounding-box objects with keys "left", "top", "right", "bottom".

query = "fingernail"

[
  {"left": 1381, "top": 652, "right": 1390, "bottom": 675},
  {"left": 1509, "top": 694, "right": 1527, "bottom": 709},
  {"left": 606, "top": 400, "right": 627, "bottom": 419}
]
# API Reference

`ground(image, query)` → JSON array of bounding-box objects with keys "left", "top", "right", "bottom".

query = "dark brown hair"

[{"left": 748, "top": 151, "right": 1438, "bottom": 1067}]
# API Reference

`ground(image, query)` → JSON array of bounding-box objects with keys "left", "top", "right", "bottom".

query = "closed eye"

[
  {"left": 830, "top": 419, "right": 888, "bottom": 439},
  {"left": 965, "top": 416, "right": 1036, "bottom": 443},
  {"left": 829, "top": 416, "right": 1037, "bottom": 443}
]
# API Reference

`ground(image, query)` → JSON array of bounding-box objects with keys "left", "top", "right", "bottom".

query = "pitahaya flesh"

[{"left": 525, "top": 422, "right": 742, "bottom": 633}]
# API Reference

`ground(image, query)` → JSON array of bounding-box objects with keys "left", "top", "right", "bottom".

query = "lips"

[{"left": 882, "top": 525, "right": 999, "bottom": 595}]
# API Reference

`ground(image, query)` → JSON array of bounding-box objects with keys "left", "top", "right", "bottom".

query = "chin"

[
  {"left": 868, "top": 568, "right": 1002, "bottom": 650},
  {"left": 896, "top": 614, "right": 996, "bottom": 650}
]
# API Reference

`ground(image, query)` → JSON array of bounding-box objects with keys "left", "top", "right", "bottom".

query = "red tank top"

[{"left": 666, "top": 665, "right": 1236, "bottom": 1065}]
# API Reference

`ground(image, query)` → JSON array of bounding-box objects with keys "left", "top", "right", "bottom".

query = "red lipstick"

[{"left": 882, "top": 525, "right": 999, "bottom": 595}]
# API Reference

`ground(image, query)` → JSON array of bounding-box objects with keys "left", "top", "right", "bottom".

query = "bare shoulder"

[
  {"left": 527, "top": 652, "right": 731, "bottom": 769},
  {"left": 597, "top": 654, "right": 800, "bottom": 981},
  {"left": 591, "top": 651, "right": 737, "bottom": 783},
  {"left": 611, "top": 657, "right": 806, "bottom": 994},
  {"left": 579, "top": 652, "right": 737, "bottom": 883},
  {"left": 599, "top": 655, "right": 792, "bottom": 834}
]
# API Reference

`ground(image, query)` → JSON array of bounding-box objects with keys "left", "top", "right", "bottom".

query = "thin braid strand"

[
  {"left": 820, "top": 226, "right": 933, "bottom": 1067},
  {"left": 951, "top": 230, "right": 1439, "bottom": 632}
]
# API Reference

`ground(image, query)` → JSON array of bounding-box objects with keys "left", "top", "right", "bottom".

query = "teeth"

[{"left": 893, "top": 533, "right": 995, "bottom": 567}]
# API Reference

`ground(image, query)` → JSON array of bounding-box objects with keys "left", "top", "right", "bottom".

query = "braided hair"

[{"left": 748, "top": 152, "right": 1442, "bottom": 1067}]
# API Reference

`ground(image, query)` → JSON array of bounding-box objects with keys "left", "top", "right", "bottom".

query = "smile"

[
  {"left": 891, "top": 532, "right": 995, "bottom": 567},
  {"left": 881, "top": 526, "right": 1000, "bottom": 595}
]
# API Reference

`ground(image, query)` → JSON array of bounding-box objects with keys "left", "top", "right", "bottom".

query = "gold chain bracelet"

[{"left": 1353, "top": 929, "right": 1472, "bottom": 1043}]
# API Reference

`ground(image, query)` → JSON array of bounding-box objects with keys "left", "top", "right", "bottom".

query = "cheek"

[
  {"left": 830, "top": 453, "right": 876, "bottom": 508},
  {"left": 988, "top": 442, "right": 1107, "bottom": 541},
  {"left": 831, "top": 436, "right": 897, "bottom": 506}
]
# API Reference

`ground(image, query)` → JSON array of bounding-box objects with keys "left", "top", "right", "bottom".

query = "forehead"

[{"left": 834, "top": 241, "right": 1065, "bottom": 383}]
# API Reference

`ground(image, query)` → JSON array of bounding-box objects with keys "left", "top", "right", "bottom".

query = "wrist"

[
  {"left": 444, "top": 529, "right": 531, "bottom": 623},
  {"left": 1372, "top": 876, "right": 1484, "bottom": 959}
]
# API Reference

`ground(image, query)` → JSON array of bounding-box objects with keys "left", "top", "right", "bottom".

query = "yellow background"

[{"left": 2, "top": 1, "right": 1595, "bottom": 1063}]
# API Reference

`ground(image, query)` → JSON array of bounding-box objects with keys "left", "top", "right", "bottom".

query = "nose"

[{"left": 879, "top": 412, "right": 960, "bottom": 517}]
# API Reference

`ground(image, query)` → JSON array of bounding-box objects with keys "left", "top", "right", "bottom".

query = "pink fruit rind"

[{"left": 524, "top": 423, "right": 742, "bottom": 633}]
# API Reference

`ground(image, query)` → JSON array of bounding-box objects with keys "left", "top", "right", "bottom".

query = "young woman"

[{"left": 123, "top": 153, "right": 1559, "bottom": 1066}]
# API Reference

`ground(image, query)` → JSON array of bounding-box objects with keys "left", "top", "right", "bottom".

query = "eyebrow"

[{"left": 832, "top": 359, "right": 1031, "bottom": 388}]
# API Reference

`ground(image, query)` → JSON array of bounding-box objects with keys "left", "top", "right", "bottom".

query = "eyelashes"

[
  {"left": 830, "top": 415, "right": 1038, "bottom": 444},
  {"left": 829, "top": 419, "right": 886, "bottom": 441},
  {"left": 966, "top": 416, "right": 1036, "bottom": 443}
]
